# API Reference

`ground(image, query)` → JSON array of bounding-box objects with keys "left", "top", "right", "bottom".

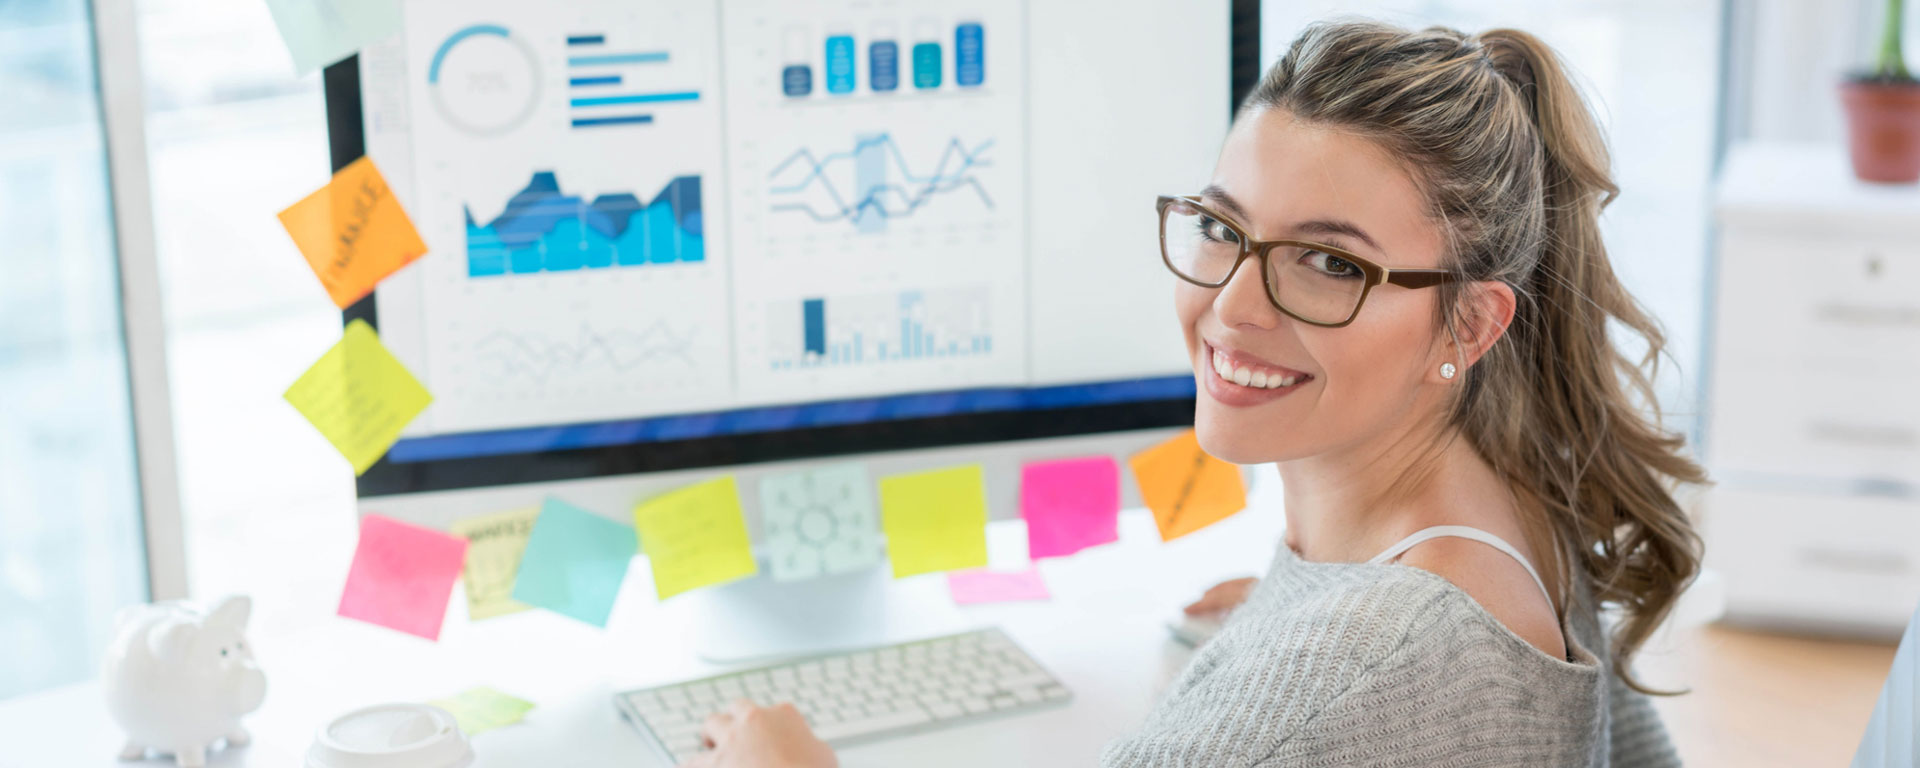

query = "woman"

[{"left": 690, "top": 19, "right": 1703, "bottom": 767}]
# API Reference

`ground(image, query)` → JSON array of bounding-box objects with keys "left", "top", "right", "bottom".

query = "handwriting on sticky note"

[
  {"left": 283, "top": 319, "right": 431, "bottom": 475},
  {"left": 278, "top": 156, "right": 425, "bottom": 309},
  {"left": 633, "top": 477, "right": 758, "bottom": 600},
  {"left": 1020, "top": 457, "right": 1120, "bottom": 559},
  {"left": 878, "top": 465, "right": 989, "bottom": 579},
  {"left": 337, "top": 514, "right": 468, "bottom": 641},
  {"left": 760, "top": 463, "right": 883, "bottom": 581},
  {"left": 449, "top": 507, "right": 538, "bottom": 621},
  {"left": 947, "top": 567, "right": 1050, "bottom": 605},
  {"left": 510, "top": 498, "right": 634, "bottom": 628},
  {"left": 427, "top": 686, "right": 534, "bottom": 736},
  {"left": 262, "top": 0, "right": 404, "bottom": 75},
  {"left": 1130, "top": 430, "right": 1246, "bottom": 542}
]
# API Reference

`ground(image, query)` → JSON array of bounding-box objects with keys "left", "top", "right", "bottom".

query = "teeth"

[
  {"left": 1232, "top": 367, "right": 1252, "bottom": 386},
  {"left": 1274, "top": 376, "right": 1295, "bottom": 388},
  {"left": 1250, "top": 371, "right": 1268, "bottom": 388},
  {"left": 1211, "top": 346, "right": 1309, "bottom": 389}
]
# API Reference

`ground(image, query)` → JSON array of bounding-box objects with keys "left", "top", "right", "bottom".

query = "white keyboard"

[{"left": 614, "top": 627, "right": 1072, "bottom": 764}]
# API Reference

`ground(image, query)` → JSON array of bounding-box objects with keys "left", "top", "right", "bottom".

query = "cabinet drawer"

[
  {"left": 1714, "top": 231, "right": 1920, "bottom": 375},
  {"left": 1703, "top": 486, "right": 1920, "bottom": 632},
  {"left": 1706, "top": 359, "right": 1920, "bottom": 483}
]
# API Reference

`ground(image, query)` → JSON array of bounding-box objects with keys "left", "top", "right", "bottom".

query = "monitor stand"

[{"left": 684, "top": 564, "right": 968, "bottom": 663}]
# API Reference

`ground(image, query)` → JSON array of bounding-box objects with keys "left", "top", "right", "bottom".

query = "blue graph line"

[
  {"left": 429, "top": 24, "right": 510, "bottom": 83},
  {"left": 567, "top": 34, "right": 605, "bottom": 46},
  {"left": 475, "top": 321, "right": 696, "bottom": 385},
  {"left": 571, "top": 91, "right": 700, "bottom": 107},
  {"left": 766, "top": 134, "right": 994, "bottom": 224},
  {"left": 570, "top": 75, "right": 621, "bottom": 86},
  {"left": 571, "top": 114, "right": 654, "bottom": 128}
]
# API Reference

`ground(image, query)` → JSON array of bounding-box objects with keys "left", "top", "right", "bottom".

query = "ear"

[
  {"left": 207, "top": 595, "right": 252, "bottom": 630},
  {"left": 147, "top": 619, "right": 196, "bottom": 661},
  {"left": 1450, "top": 280, "right": 1517, "bottom": 367}
]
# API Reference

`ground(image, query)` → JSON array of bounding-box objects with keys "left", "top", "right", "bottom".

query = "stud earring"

[{"left": 1440, "top": 362, "right": 1457, "bottom": 380}]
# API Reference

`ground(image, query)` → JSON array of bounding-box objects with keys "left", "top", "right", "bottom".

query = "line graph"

[
  {"left": 765, "top": 134, "right": 995, "bottom": 229},
  {"left": 473, "top": 320, "right": 697, "bottom": 385}
]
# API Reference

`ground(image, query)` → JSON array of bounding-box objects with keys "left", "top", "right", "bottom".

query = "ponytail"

[{"left": 1248, "top": 22, "right": 1706, "bottom": 693}]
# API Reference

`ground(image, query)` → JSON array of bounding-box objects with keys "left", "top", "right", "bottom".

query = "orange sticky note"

[
  {"left": 278, "top": 156, "right": 426, "bottom": 309},
  {"left": 1130, "top": 430, "right": 1245, "bottom": 541}
]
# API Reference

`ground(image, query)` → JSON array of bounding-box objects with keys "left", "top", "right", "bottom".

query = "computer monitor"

[{"left": 325, "top": 0, "right": 1253, "bottom": 657}]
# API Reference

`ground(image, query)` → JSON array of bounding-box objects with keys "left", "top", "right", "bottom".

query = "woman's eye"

[
  {"left": 1303, "top": 250, "right": 1360, "bottom": 278},
  {"left": 1197, "top": 216, "right": 1239, "bottom": 244}
]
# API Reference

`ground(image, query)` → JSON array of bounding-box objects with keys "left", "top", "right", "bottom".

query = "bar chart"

[
  {"left": 466, "top": 172, "right": 704, "bottom": 277},
  {"left": 775, "top": 18, "right": 988, "bottom": 100},
  {"left": 769, "top": 287, "right": 993, "bottom": 370},
  {"left": 564, "top": 31, "right": 702, "bottom": 129}
]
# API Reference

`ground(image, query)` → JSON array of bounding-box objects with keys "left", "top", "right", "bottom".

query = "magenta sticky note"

[
  {"left": 947, "top": 567, "right": 1051, "bottom": 605},
  {"left": 1021, "top": 456, "right": 1120, "bottom": 559},
  {"left": 338, "top": 514, "right": 469, "bottom": 641}
]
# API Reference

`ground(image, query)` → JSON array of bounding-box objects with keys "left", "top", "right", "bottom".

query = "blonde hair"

[{"left": 1246, "top": 20, "right": 1706, "bottom": 693}]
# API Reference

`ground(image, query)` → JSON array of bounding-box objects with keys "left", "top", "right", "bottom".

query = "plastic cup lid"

[{"left": 306, "top": 703, "right": 474, "bottom": 768}]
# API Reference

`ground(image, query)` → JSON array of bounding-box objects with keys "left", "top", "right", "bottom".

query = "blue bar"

[
  {"left": 571, "top": 91, "right": 701, "bottom": 107},
  {"left": 803, "top": 299, "right": 827, "bottom": 356},
  {"left": 568, "top": 51, "right": 668, "bottom": 66},
  {"left": 825, "top": 35, "right": 855, "bottom": 93},
  {"left": 570, "top": 114, "right": 654, "bottom": 128},
  {"left": 870, "top": 40, "right": 899, "bottom": 91},
  {"left": 955, "top": 23, "right": 984, "bottom": 86},
  {"left": 570, "top": 75, "right": 621, "bottom": 86},
  {"left": 783, "top": 64, "right": 812, "bottom": 96},
  {"left": 567, "top": 34, "right": 605, "bottom": 45}
]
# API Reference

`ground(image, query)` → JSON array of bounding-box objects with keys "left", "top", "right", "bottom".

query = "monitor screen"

[{"left": 335, "top": 0, "right": 1243, "bottom": 497}]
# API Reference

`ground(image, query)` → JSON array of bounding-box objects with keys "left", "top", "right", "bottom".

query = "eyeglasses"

[{"left": 1156, "top": 195, "right": 1457, "bottom": 328}]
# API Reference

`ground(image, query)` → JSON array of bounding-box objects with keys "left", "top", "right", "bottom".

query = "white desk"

[{"left": 0, "top": 505, "right": 1288, "bottom": 767}]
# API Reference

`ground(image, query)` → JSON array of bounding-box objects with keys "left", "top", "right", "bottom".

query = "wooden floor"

[{"left": 1638, "top": 624, "right": 1897, "bottom": 767}]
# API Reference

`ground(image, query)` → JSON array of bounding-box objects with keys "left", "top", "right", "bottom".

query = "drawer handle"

[
  {"left": 1796, "top": 547, "right": 1909, "bottom": 575},
  {"left": 1806, "top": 422, "right": 1917, "bottom": 448}
]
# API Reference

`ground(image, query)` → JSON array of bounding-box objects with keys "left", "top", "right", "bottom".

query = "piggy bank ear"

[
  {"left": 207, "top": 595, "right": 251, "bottom": 630},
  {"left": 147, "top": 619, "right": 196, "bottom": 661}
]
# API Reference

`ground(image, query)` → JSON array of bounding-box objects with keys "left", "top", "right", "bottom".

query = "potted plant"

[{"left": 1843, "top": 0, "right": 1920, "bottom": 183}]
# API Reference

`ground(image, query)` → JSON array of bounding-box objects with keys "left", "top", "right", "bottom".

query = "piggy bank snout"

[{"left": 229, "top": 664, "right": 266, "bottom": 714}]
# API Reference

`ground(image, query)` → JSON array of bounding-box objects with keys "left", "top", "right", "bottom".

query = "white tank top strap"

[{"left": 1367, "top": 525, "right": 1555, "bottom": 608}]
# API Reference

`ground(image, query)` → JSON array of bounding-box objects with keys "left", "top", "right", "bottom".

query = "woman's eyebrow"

[{"left": 1201, "top": 185, "right": 1385, "bottom": 253}]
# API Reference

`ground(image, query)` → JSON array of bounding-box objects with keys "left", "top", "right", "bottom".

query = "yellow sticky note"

[
  {"left": 632, "top": 477, "right": 758, "bottom": 600},
  {"left": 878, "top": 465, "right": 989, "bottom": 578},
  {"left": 278, "top": 156, "right": 426, "bottom": 309},
  {"left": 283, "top": 319, "right": 432, "bottom": 475},
  {"left": 427, "top": 686, "right": 534, "bottom": 736},
  {"left": 1131, "top": 430, "right": 1246, "bottom": 541},
  {"left": 450, "top": 507, "right": 538, "bottom": 621}
]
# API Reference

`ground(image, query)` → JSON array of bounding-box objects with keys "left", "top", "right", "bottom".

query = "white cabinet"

[{"left": 1704, "top": 143, "right": 1920, "bottom": 633}]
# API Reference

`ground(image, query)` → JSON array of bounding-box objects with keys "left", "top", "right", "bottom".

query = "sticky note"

[
  {"left": 1021, "top": 457, "right": 1120, "bottom": 559},
  {"left": 632, "top": 477, "right": 759, "bottom": 600},
  {"left": 427, "top": 686, "right": 534, "bottom": 736},
  {"left": 760, "top": 463, "right": 884, "bottom": 581},
  {"left": 262, "top": 0, "right": 404, "bottom": 76},
  {"left": 449, "top": 507, "right": 538, "bottom": 621},
  {"left": 337, "top": 514, "right": 468, "bottom": 641},
  {"left": 946, "top": 567, "right": 1051, "bottom": 605},
  {"left": 1131, "top": 430, "right": 1246, "bottom": 541},
  {"left": 878, "top": 465, "right": 989, "bottom": 578},
  {"left": 283, "top": 319, "right": 432, "bottom": 475},
  {"left": 278, "top": 156, "right": 425, "bottom": 309},
  {"left": 510, "top": 498, "right": 634, "bottom": 627}
]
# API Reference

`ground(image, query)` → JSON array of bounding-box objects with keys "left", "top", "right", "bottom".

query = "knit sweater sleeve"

[{"left": 1100, "top": 574, "right": 1458, "bottom": 767}]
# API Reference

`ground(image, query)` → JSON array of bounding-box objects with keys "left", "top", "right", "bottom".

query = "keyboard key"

[
  {"left": 928, "top": 701, "right": 965, "bottom": 719},
  {"left": 990, "top": 694, "right": 1018, "bottom": 709},
  {"left": 812, "top": 709, "right": 934, "bottom": 742},
  {"left": 960, "top": 697, "right": 991, "bottom": 715}
]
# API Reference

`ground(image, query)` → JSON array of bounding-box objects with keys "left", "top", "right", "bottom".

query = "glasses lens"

[
  {"left": 1161, "top": 201, "right": 1241, "bottom": 284},
  {"left": 1270, "top": 245, "right": 1367, "bottom": 324}
]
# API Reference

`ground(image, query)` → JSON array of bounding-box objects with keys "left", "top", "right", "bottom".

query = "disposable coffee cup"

[{"left": 306, "top": 703, "right": 474, "bottom": 768}]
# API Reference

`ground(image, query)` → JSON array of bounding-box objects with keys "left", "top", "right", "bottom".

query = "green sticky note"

[
  {"left": 283, "top": 319, "right": 432, "bottom": 475},
  {"left": 427, "top": 686, "right": 534, "bottom": 736},
  {"left": 510, "top": 498, "right": 633, "bottom": 627},
  {"left": 878, "top": 465, "right": 989, "bottom": 578},
  {"left": 449, "top": 507, "right": 538, "bottom": 621},
  {"left": 262, "top": 0, "right": 404, "bottom": 76},
  {"left": 633, "top": 477, "right": 759, "bottom": 600}
]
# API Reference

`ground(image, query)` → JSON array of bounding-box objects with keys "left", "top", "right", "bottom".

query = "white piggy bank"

[{"left": 102, "top": 595, "right": 267, "bottom": 767}]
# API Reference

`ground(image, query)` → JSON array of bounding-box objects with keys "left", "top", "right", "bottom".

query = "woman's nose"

[{"left": 1214, "top": 254, "right": 1282, "bottom": 330}]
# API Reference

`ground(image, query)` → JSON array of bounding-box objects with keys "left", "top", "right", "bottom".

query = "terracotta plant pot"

[{"left": 1841, "top": 79, "right": 1920, "bottom": 183}]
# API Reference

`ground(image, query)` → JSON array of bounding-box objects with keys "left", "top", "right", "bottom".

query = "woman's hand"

[
  {"left": 680, "top": 698, "right": 837, "bottom": 768},
  {"left": 1183, "top": 577, "right": 1257, "bottom": 616}
]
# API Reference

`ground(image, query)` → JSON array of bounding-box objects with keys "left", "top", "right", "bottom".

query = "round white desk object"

[{"left": 305, "top": 704, "right": 474, "bottom": 768}]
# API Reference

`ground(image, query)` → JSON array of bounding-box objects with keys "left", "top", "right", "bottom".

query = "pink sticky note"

[
  {"left": 338, "top": 514, "right": 469, "bottom": 641},
  {"left": 1021, "top": 456, "right": 1120, "bottom": 559},
  {"left": 946, "top": 567, "right": 1051, "bottom": 605}
]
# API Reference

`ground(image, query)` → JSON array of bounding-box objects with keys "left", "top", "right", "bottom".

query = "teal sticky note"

[
  {"left": 262, "top": 0, "right": 404, "bottom": 76},
  {"left": 510, "top": 497, "right": 634, "bottom": 628}
]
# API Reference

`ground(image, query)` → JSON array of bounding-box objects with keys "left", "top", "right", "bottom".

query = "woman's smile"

[{"left": 1199, "top": 340, "right": 1315, "bottom": 407}]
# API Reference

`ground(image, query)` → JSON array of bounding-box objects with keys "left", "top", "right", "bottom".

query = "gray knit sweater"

[{"left": 1101, "top": 542, "right": 1680, "bottom": 766}]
